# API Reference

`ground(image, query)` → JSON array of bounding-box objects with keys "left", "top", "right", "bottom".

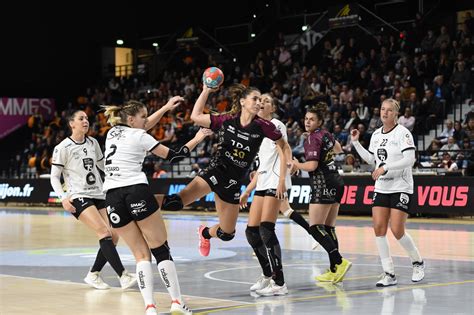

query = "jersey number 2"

[{"left": 105, "top": 144, "right": 117, "bottom": 165}]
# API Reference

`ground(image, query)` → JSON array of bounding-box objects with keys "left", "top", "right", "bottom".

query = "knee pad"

[
  {"left": 245, "top": 226, "right": 262, "bottom": 248},
  {"left": 161, "top": 194, "right": 183, "bottom": 211},
  {"left": 216, "top": 227, "right": 235, "bottom": 241},
  {"left": 150, "top": 241, "right": 173, "bottom": 264},
  {"left": 259, "top": 222, "right": 278, "bottom": 246}
]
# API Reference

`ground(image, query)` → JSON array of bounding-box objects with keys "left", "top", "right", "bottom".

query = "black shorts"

[
  {"left": 309, "top": 172, "right": 344, "bottom": 204},
  {"left": 71, "top": 197, "right": 106, "bottom": 219},
  {"left": 254, "top": 189, "right": 288, "bottom": 199},
  {"left": 198, "top": 164, "right": 241, "bottom": 204},
  {"left": 372, "top": 192, "right": 412, "bottom": 213},
  {"left": 105, "top": 184, "right": 159, "bottom": 228}
]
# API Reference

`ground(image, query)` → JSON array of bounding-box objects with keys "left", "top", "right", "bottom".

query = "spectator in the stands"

[
  {"left": 421, "top": 30, "right": 436, "bottom": 53},
  {"left": 398, "top": 107, "right": 416, "bottom": 132},
  {"left": 432, "top": 75, "right": 451, "bottom": 107},
  {"left": 434, "top": 26, "right": 451, "bottom": 50},
  {"left": 437, "top": 119, "right": 455, "bottom": 144},
  {"left": 437, "top": 152, "right": 458, "bottom": 172},
  {"left": 440, "top": 136, "right": 461, "bottom": 159},
  {"left": 152, "top": 161, "right": 168, "bottom": 179},
  {"left": 453, "top": 120, "right": 467, "bottom": 144},
  {"left": 368, "top": 107, "right": 382, "bottom": 134},
  {"left": 450, "top": 61, "right": 470, "bottom": 103}
]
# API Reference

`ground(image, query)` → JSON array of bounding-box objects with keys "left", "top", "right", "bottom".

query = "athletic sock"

[
  {"left": 375, "top": 236, "right": 395, "bottom": 275},
  {"left": 136, "top": 261, "right": 155, "bottom": 306},
  {"left": 309, "top": 224, "right": 342, "bottom": 271},
  {"left": 99, "top": 236, "right": 125, "bottom": 276}
]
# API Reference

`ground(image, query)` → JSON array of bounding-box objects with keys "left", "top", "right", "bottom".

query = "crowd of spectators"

[{"left": 6, "top": 11, "right": 474, "bottom": 179}]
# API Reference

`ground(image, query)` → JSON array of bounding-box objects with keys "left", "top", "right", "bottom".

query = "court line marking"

[
  {"left": 0, "top": 273, "right": 252, "bottom": 305},
  {"left": 204, "top": 263, "right": 414, "bottom": 285},
  {"left": 194, "top": 279, "right": 474, "bottom": 314}
]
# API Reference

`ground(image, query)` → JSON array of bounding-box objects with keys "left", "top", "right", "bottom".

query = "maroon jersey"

[
  {"left": 209, "top": 113, "right": 282, "bottom": 180},
  {"left": 304, "top": 129, "right": 338, "bottom": 175}
]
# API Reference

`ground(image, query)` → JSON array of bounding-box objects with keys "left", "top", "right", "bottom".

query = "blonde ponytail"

[{"left": 102, "top": 105, "right": 123, "bottom": 126}]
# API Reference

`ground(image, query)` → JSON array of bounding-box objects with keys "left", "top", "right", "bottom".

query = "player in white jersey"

[
  {"left": 351, "top": 98, "right": 424, "bottom": 287},
  {"left": 50, "top": 109, "right": 137, "bottom": 290},
  {"left": 239, "top": 93, "right": 292, "bottom": 296},
  {"left": 102, "top": 98, "right": 210, "bottom": 315}
]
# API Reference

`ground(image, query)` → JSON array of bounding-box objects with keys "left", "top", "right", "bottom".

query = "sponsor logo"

[
  {"left": 210, "top": 176, "right": 218, "bottom": 185},
  {"left": 160, "top": 268, "right": 170, "bottom": 288},
  {"left": 322, "top": 188, "right": 337, "bottom": 196},
  {"left": 109, "top": 213, "right": 121, "bottom": 224},
  {"left": 131, "top": 200, "right": 146, "bottom": 208},
  {"left": 82, "top": 158, "right": 94, "bottom": 171},
  {"left": 0, "top": 183, "right": 34, "bottom": 199},
  {"left": 230, "top": 139, "right": 251, "bottom": 152},
  {"left": 399, "top": 193, "right": 409, "bottom": 204},
  {"left": 138, "top": 270, "right": 145, "bottom": 289},
  {"left": 224, "top": 151, "right": 249, "bottom": 167},
  {"left": 237, "top": 133, "right": 249, "bottom": 141},
  {"left": 130, "top": 200, "right": 147, "bottom": 215},
  {"left": 108, "top": 128, "right": 125, "bottom": 140},
  {"left": 377, "top": 148, "right": 387, "bottom": 162},
  {"left": 224, "top": 179, "right": 237, "bottom": 189},
  {"left": 417, "top": 186, "right": 468, "bottom": 207},
  {"left": 86, "top": 172, "right": 96, "bottom": 185}
]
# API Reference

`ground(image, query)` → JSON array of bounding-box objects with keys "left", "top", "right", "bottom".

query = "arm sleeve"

[
  {"left": 50, "top": 165, "right": 66, "bottom": 201},
  {"left": 353, "top": 140, "right": 376, "bottom": 165},
  {"left": 258, "top": 119, "right": 282, "bottom": 141},
  {"left": 383, "top": 149, "right": 416, "bottom": 171},
  {"left": 210, "top": 113, "right": 233, "bottom": 131}
]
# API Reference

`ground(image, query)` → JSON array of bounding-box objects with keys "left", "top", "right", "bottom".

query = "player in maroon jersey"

[{"left": 160, "top": 83, "right": 292, "bottom": 257}]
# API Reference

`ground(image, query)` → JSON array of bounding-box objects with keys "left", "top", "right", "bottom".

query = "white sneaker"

[
  {"left": 376, "top": 273, "right": 397, "bottom": 287},
  {"left": 84, "top": 271, "right": 110, "bottom": 290},
  {"left": 250, "top": 275, "right": 271, "bottom": 291},
  {"left": 412, "top": 261, "right": 425, "bottom": 282},
  {"left": 119, "top": 270, "right": 137, "bottom": 290},
  {"left": 145, "top": 304, "right": 157, "bottom": 315},
  {"left": 170, "top": 300, "right": 192, "bottom": 315},
  {"left": 255, "top": 280, "right": 289, "bottom": 296}
]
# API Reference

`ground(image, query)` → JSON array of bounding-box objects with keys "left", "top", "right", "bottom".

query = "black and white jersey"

[
  {"left": 103, "top": 125, "right": 160, "bottom": 192},
  {"left": 51, "top": 136, "right": 105, "bottom": 200},
  {"left": 256, "top": 118, "right": 292, "bottom": 190},
  {"left": 369, "top": 124, "right": 415, "bottom": 194}
]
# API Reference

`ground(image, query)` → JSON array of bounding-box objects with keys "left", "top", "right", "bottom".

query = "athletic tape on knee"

[
  {"left": 161, "top": 194, "right": 183, "bottom": 211},
  {"left": 216, "top": 227, "right": 235, "bottom": 241}
]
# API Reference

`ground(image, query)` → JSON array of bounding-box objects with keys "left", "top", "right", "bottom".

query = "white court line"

[
  {"left": 204, "top": 263, "right": 416, "bottom": 285},
  {"left": 0, "top": 273, "right": 93, "bottom": 287},
  {"left": 0, "top": 273, "right": 252, "bottom": 305}
]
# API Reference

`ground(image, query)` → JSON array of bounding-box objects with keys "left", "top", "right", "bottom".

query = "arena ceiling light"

[{"left": 116, "top": 39, "right": 124, "bottom": 45}]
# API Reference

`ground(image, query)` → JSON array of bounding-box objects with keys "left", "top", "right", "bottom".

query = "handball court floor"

[{"left": 0, "top": 207, "right": 473, "bottom": 315}]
